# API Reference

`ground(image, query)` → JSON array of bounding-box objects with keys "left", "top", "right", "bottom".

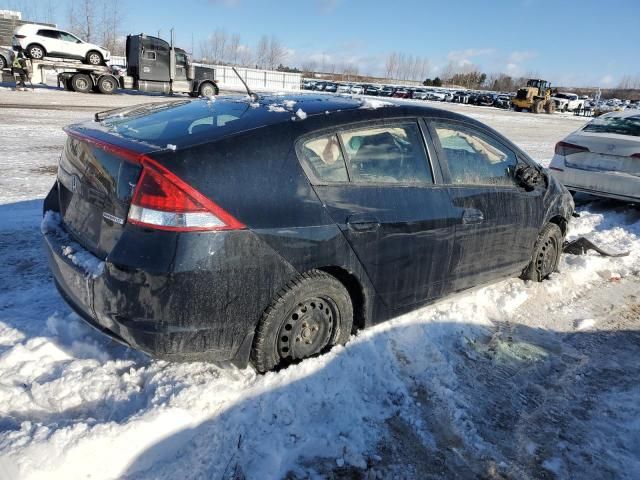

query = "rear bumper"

[
  {"left": 42, "top": 207, "right": 298, "bottom": 365},
  {"left": 549, "top": 154, "right": 640, "bottom": 202}
]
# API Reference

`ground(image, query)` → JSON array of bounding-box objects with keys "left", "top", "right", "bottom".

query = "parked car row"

[{"left": 302, "top": 80, "right": 515, "bottom": 109}]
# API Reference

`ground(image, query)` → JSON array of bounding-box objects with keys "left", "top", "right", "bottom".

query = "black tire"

[
  {"left": 85, "top": 51, "right": 103, "bottom": 66},
  {"left": 198, "top": 82, "right": 218, "bottom": 97},
  {"left": 521, "top": 223, "right": 563, "bottom": 282},
  {"left": 97, "top": 75, "right": 117, "bottom": 94},
  {"left": 545, "top": 101, "right": 556, "bottom": 114},
  {"left": 251, "top": 270, "right": 353, "bottom": 373},
  {"left": 514, "top": 106, "right": 522, "bottom": 112},
  {"left": 70, "top": 73, "right": 92, "bottom": 93},
  {"left": 532, "top": 100, "right": 544, "bottom": 114},
  {"left": 27, "top": 44, "right": 46, "bottom": 60},
  {"left": 0, "top": 55, "right": 6, "bottom": 69}
]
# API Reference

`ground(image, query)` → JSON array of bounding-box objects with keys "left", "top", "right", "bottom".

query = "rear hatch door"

[{"left": 56, "top": 128, "right": 152, "bottom": 259}]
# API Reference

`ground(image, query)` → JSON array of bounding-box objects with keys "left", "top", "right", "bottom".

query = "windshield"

[
  {"left": 102, "top": 99, "right": 251, "bottom": 145},
  {"left": 583, "top": 115, "right": 640, "bottom": 137}
]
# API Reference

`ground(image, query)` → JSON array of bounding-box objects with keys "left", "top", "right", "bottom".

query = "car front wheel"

[
  {"left": 522, "top": 223, "right": 563, "bottom": 282},
  {"left": 251, "top": 270, "right": 353, "bottom": 373}
]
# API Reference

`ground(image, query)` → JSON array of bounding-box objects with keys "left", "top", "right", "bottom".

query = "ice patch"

[
  {"left": 267, "top": 105, "right": 286, "bottom": 113},
  {"left": 295, "top": 108, "right": 307, "bottom": 120}
]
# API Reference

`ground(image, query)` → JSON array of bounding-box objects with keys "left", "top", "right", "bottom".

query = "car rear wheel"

[
  {"left": 86, "top": 51, "right": 103, "bottom": 66},
  {"left": 251, "top": 270, "right": 353, "bottom": 373},
  {"left": 521, "top": 223, "right": 563, "bottom": 282},
  {"left": 27, "top": 44, "right": 45, "bottom": 60},
  {"left": 0, "top": 56, "right": 6, "bottom": 69}
]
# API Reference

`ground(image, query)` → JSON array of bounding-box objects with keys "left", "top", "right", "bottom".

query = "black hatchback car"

[{"left": 42, "top": 94, "right": 573, "bottom": 372}]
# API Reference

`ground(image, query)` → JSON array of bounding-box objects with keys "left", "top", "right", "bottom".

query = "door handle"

[
  {"left": 347, "top": 215, "right": 381, "bottom": 232},
  {"left": 461, "top": 208, "right": 484, "bottom": 225}
]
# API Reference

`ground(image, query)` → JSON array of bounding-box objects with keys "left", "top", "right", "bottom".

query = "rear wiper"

[{"left": 94, "top": 100, "right": 191, "bottom": 122}]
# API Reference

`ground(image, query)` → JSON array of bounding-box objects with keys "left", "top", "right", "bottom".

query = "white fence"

[{"left": 195, "top": 64, "right": 301, "bottom": 91}]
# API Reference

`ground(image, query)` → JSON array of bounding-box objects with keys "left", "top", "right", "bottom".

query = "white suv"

[{"left": 13, "top": 24, "right": 111, "bottom": 66}]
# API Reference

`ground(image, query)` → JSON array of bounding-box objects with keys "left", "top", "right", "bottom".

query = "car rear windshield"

[
  {"left": 101, "top": 99, "right": 255, "bottom": 147},
  {"left": 583, "top": 115, "right": 640, "bottom": 137}
]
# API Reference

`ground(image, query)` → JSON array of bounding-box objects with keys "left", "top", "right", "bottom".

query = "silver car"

[{"left": 549, "top": 110, "right": 640, "bottom": 202}]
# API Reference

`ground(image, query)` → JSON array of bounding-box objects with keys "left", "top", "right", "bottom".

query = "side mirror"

[{"left": 514, "top": 164, "right": 544, "bottom": 191}]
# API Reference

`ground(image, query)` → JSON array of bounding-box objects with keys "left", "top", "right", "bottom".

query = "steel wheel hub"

[
  {"left": 537, "top": 237, "right": 557, "bottom": 275},
  {"left": 278, "top": 297, "right": 336, "bottom": 360}
]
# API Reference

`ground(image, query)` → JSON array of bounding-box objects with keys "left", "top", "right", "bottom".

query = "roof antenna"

[{"left": 232, "top": 67, "right": 259, "bottom": 102}]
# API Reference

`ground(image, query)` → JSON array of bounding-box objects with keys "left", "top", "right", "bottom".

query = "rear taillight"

[
  {"left": 128, "top": 159, "right": 244, "bottom": 232},
  {"left": 63, "top": 128, "right": 244, "bottom": 232},
  {"left": 555, "top": 141, "right": 589, "bottom": 156}
]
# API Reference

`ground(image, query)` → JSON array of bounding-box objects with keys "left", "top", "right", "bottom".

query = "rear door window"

[
  {"left": 431, "top": 121, "right": 518, "bottom": 186},
  {"left": 339, "top": 123, "right": 433, "bottom": 184},
  {"left": 300, "top": 135, "right": 349, "bottom": 182}
]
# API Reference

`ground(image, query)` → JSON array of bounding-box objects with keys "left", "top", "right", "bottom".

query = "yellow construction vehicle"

[{"left": 511, "top": 79, "right": 556, "bottom": 114}]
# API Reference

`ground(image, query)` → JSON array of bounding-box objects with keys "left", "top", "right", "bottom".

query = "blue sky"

[{"left": 9, "top": 0, "right": 640, "bottom": 86}]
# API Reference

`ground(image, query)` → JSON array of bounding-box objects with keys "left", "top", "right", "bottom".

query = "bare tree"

[
  {"left": 226, "top": 33, "right": 241, "bottom": 65},
  {"left": 618, "top": 75, "right": 640, "bottom": 90},
  {"left": 206, "top": 29, "right": 228, "bottom": 64},
  {"left": 67, "top": 0, "right": 97, "bottom": 43},
  {"left": 99, "top": 0, "right": 124, "bottom": 55},
  {"left": 301, "top": 60, "right": 317, "bottom": 75},
  {"left": 237, "top": 45, "right": 253, "bottom": 67},
  {"left": 384, "top": 52, "right": 399, "bottom": 79},
  {"left": 255, "top": 35, "right": 269, "bottom": 69},
  {"left": 199, "top": 39, "right": 213, "bottom": 63},
  {"left": 265, "top": 36, "right": 288, "bottom": 70}
]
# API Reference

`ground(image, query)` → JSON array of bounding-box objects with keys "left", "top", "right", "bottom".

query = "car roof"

[{"left": 77, "top": 93, "right": 497, "bottom": 154}]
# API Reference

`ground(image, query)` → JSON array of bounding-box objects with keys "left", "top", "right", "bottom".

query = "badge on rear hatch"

[{"left": 102, "top": 212, "right": 125, "bottom": 225}]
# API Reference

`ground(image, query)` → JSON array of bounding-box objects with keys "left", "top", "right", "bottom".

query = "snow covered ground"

[{"left": 0, "top": 88, "right": 638, "bottom": 480}]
